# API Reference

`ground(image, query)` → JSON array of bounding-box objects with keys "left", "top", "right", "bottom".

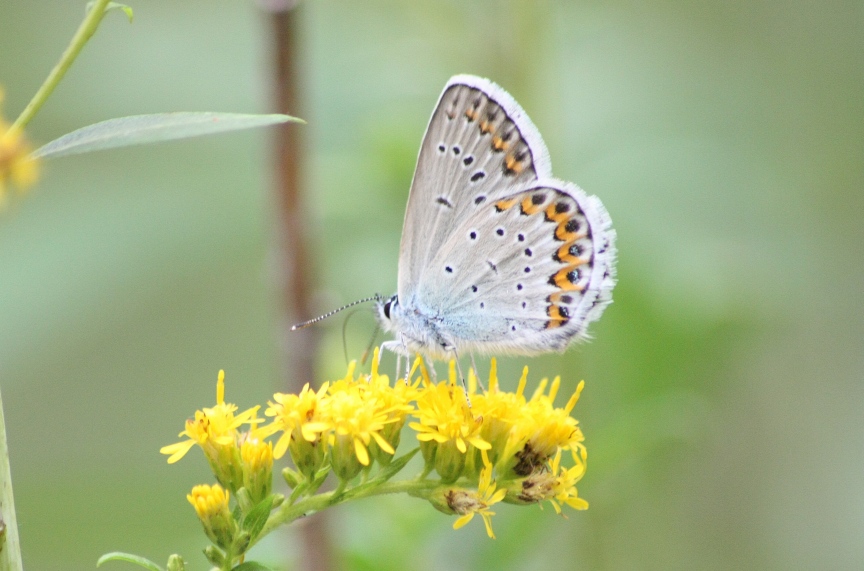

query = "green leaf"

[
  {"left": 32, "top": 112, "right": 304, "bottom": 159},
  {"left": 107, "top": 2, "right": 134, "bottom": 22},
  {"left": 233, "top": 562, "right": 274, "bottom": 571},
  {"left": 85, "top": 1, "right": 133, "bottom": 21},
  {"left": 97, "top": 552, "right": 164, "bottom": 571},
  {"left": 241, "top": 496, "right": 274, "bottom": 542}
]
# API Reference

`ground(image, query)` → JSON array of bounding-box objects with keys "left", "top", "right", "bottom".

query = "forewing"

[{"left": 397, "top": 75, "right": 552, "bottom": 299}]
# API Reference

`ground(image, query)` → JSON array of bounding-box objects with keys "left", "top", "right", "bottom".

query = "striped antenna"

[{"left": 291, "top": 295, "right": 382, "bottom": 330}]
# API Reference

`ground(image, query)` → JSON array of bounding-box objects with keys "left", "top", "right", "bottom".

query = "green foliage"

[
  {"left": 96, "top": 552, "right": 163, "bottom": 571},
  {"left": 33, "top": 113, "right": 303, "bottom": 159}
]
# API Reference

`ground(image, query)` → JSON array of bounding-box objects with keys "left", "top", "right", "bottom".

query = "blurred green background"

[{"left": 1, "top": 0, "right": 862, "bottom": 569}]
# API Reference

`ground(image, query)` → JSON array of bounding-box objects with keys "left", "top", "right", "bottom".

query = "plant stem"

[
  {"left": 249, "top": 479, "right": 441, "bottom": 551},
  {"left": 10, "top": 0, "right": 113, "bottom": 133},
  {"left": 0, "top": 384, "right": 23, "bottom": 571}
]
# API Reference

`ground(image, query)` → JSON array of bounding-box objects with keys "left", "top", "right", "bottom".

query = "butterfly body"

[{"left": 377, "top": 75, "right": 616, "bottom": 360}]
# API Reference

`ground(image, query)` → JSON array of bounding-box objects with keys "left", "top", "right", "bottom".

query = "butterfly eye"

[{"left": 383, "top": 298, "right": 394, "bottom": 319}]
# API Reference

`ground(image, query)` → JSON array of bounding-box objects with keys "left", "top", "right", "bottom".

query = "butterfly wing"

[
  {"left": 396, "top": 75, "right": 616, "bottom": 355},
  {"left": 419, "top": 181, "right": 616, "bottom": 354},
  {"left": 397, "top": 75, "right": 552, "bottom": 299}
]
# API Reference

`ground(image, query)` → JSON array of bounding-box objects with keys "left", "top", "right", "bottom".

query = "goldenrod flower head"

[
  {"left": 449, "top": 451, "right": 507, "bottom": 539},
  {"left": 319, "top": 373, "right": 395, "bottom": 479},
  {"left": 469, "top": 361, "right": 531, "bottom": 471},
  {"left": 266, "top": 354, "right": 413, "bottom": 480},
  {"left": 265, "top": 382, "right": 329, "bottom": 453},
  {"left": 409, "top": 361, "right": 491, "bottom": 482},
  {"left": 160, "top": 371, "right": 261, "bottom": 491},
  {"left": 518, "top": 449, "right": 589, "bottom": 514},
  {"left": 240, "top": 427, "right": 274, "bottom": 505},
  {"left": 504, "top": 379, "right": 586, "bottom": 477},
  {"left": 187, "top": 483, "right": 236, "bottom": 549},
  {"left": 264, "top": 381, "right": 329, "bottom": 479},
  {"left": 364, "top": 350, "right": 418, "bottom": 465},
  {"left": 0, "top": 90, "right": 39, "bottom": 203}
]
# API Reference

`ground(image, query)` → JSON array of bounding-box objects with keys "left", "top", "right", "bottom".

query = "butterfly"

[{"left": 372, "top": 75, "right": 617, "bottom": 362}]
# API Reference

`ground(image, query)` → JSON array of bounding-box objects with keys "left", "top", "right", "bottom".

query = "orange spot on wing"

[
  {"left": 556, "top": 242, "right": 584, "bottom": 265},
  {"left": 552, "top": 266, "right": 586, "bottom": 291},
  {"left": 495, "top": 198, "right": 519, "bottom": 212},
  {"left": 492, "top": 136, "right": 509, "bottom": 151},
  {"left": 555, "top": 223, "right": 586, "bottom": 242},
  {"left": 465, "top": 109, "right": 477, "bottom": 121},
  {"left": 505, "top": 154, "right": 524, "bottom": 174},
  {"left": 544, "top": 204, "right": 570, "bottom": 225},
  {"left": 545, "top": 304, "right": 569, "bottom": 329},
  {"left": 520, "top": 196, "right": 544, "bottom": 215}
]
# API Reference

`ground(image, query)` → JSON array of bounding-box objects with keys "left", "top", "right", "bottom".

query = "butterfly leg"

[
  {"left": 379, "top": 338, "right": 412, "bottom": 379},
  {"left": 448, "top": 347, "right": 472, "bottom": 407},
  {"left": 425, "top": 356, "right": 437, "bottom": 382},
  {"left": 470, "top": 353, "right": 487, "bottom": 393}
]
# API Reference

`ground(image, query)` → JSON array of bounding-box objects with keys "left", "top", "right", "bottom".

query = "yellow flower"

[
  {"left": 266, "top": 354, "right": 414, "bottom": 482},
  {"left": 318, "top": 368, "right": 397, "bottom": 480},
  {"left": 364, "top": 349, "right": 417, "bottom": 465},
  {"left": 160, "top": 370, "right": 261, "bottom": 491},
  {"left": 0, "top": 90, "right": 39, "bottom": 203},
  {"left": 504, "top": 378, "right": 586, "bottom": 477},
  {"left": 263, "top": 382, "right": 330, "bottom": 479},
  {"left": 450, "top": 451, "right": 507, "bottom": 539},
  {"left": 410, "top": 360, "right": 490, "bottom": 481},
  {"left": 265, "top": 382, "right": 329, "bottom": 454},
  {"left": 469, "top": 361, "right": 531, "bottom": 471},
  {"left": 187, "top": 484, "right": 236, "bottom": 549}
]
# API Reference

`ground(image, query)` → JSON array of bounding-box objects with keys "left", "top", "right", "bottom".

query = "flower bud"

[
  {"left": 187, "top": 484, "right": 237, "bottom": 550},
  {"left": 434, "top": 440, "right": 466, "bottom": 483},
  {"left": 241, "top": 432, "right": 273, "bottom": 505},
  {"left": 330, "top": 433, "right": 363, "bottom": 482},
  {"left": 166, "top": 554, "right": 186, "bottom": 571}
]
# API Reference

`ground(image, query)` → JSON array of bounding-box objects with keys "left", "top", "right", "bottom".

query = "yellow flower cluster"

[
  {"left": 162, "top": 350, "right": 588, "bottom": 540},
  {"left": 0, "top": 89, "right": 39, "bottom": 203}
]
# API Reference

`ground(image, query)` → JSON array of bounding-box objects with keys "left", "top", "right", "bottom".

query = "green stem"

[
  {"left": 0, "top": 384, "right": 23, "bottom": 571},
  {"left": 249, "top": 479, "right": 441, "bottom": 551},
  {"left": 9, "top": 0, "right": 113, "bottom": 133}
]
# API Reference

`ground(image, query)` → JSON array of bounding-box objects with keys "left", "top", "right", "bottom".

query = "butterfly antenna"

[
  {"left": 291, "top": 295, "right": 382, "bottom": 330},
  {"left": 340, "top": 309, "right": 364, "bottom": 365},
  {"left": 360, "top": 323, "right": 381, "bottom": 365}
]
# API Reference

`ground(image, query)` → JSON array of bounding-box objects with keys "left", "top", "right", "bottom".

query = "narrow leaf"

[
  {"left": 97, "top": 552, "right": 164, "bottom": 571},
  {"left": 107, "top": 2, "right": 134, "bottom": 22},
  {"left": 32, "top": 112, "right": 304, "bottom": 159},
  {"left": 241, "top": 496, "right": 274, "bottom": 542}
]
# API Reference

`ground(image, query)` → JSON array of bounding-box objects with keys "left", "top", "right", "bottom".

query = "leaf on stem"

[
  {"left": 32, "top": 112, "right": 304, "bottom": 159},
  {"left": 241, "top": 496, "right": 274, "bottom": 543},
  {"left": 106, "top": 2, "right": 134, "bottom": 22},
  {"left": 85, "top": 1, "right": 133, "bottom": 22},
  {"left": 97, "top": 552, "right": 164, "bottom": 571}
]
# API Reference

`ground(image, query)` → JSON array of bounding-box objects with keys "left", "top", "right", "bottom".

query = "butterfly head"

[{"left": 375, "top": 294, "right": 399, "bottom": 326}]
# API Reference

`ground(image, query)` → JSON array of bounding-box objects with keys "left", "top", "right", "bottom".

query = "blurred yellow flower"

[{"left": 0, "top": 90, "right": 39, "bottom": 203}]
